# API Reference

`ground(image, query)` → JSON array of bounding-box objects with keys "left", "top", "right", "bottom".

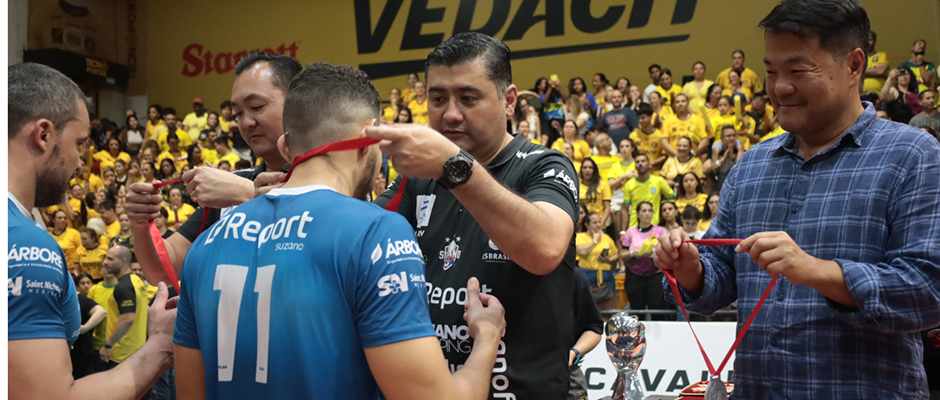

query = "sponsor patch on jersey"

[
  {"left": 376, "top": 271, "right": 408, "bottom": 297},
  {"left": 371, "top": 243, "right": 383, "bottom": 264},
  {"left": 416, "top": 195, "right": 436, "bottom": 228},
  {"left": 439, "top": 236, "right": 462, "bottom": 270},
  {"left": 516, "top": 149, "right": 545, "bottom": 159},
  {"left": 551, "top": 169, "right": 579, "bottom": 199}
]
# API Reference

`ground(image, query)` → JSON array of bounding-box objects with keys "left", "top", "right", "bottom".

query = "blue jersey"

[
  {"left": 8, "top": 197, "right": 81, "bottom": 346},
  {"left": 174, "top": 186, "right": 434, "bottom": 399}
]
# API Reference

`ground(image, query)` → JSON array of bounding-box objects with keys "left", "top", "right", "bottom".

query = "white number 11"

[{"left": 214, "top": 264, "right": 276, "bottom": 383}]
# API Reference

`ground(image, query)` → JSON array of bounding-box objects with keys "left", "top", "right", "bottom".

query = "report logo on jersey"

[
  {"left": 377, "top": 271, "right": 409, "bottom": 297},
  {"left": 439, "top": 236, "right": 462, "bottom": 270}
]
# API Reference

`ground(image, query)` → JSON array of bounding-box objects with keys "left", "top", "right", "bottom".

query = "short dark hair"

[
  {"left": 234, "top": 52, "right": 304, "bottom": 94},
  {"left": 149, "top": 104, "right": 164, "bottom": 116},
  {"left": 166, "top": 132, "right": 179, "bottom": 143},
  {"left": 426, "top": 32, "right": 512, "bottom": 97},
  {"left": 8, "top": 63, "right": 88, "bottom": 139},
  {"left": 918, "top": 89, "right": 936, "bottom": 100},
  {"left": 163, "top": 107, "right": 177, "bottom": 117},
  {"left": 636, "top": 201, "right": 653, "bottom": 214},
  {"left": 681, "top": 205, "right": 701, "bottom": 222},
  {"left": 648, "top": 64, "right": 662, "bottom": 73},
  {"left": 283, "top": 62, "right": 381, "bottom": 153},
  {"left": 636, "top": 103, "right": 654, "bottom": 117},
  {"left": 98, "top": 199, "right": 116, "bottom": 212},
  {"left": 732, "top": 49, "right": 745, "bottom": 58},
  {"left": 159, "top": 207, "right": 169, "bottom": 219},
  {"left": 758, "top": 0, "right": 870, "bottom": 59},
  {"left": 220, "top": 100, "right": 233, "bottom": 110}
]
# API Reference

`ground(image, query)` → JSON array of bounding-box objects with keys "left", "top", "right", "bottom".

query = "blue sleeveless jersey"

[
  {"left": 8, "top": 198, "right": 81, "bottom": 346},
  {"left": 174, "top": 186, "right": 434, "bottom": 399}
]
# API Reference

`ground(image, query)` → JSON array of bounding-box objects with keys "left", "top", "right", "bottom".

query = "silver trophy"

[{"left": 605, "top": 312, "right": 646, "bottom": 400}]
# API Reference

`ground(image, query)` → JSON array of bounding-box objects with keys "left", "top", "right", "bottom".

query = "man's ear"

[
  {"left": 504, "top": 84, "right": 519, "bottom": 120},
  {"left": 276, "top": 134, "right": 291, "bottom": 164},
  {"left": 846, "top": 48, "right": 866, "bottom": 81},
  {"left": 27, "top": 119, "right": 56, "bottom": 156}
]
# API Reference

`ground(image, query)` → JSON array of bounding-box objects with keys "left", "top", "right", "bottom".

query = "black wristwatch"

[{"left": 438, "top": 149, "right": 474, "bottom": 190}]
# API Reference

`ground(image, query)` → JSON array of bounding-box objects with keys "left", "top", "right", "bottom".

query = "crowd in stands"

[{"left": 37, "top": 32, "right": 938, "bottom": 390}]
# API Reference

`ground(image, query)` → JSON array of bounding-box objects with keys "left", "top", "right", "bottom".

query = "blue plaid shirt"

[{"left": 673, "top": 103, "right": 940, "bottom": 399}]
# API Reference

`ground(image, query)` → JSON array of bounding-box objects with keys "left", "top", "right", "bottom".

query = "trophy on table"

[{"left": 606, "top": 312, "right": 647, "bottom": 400}]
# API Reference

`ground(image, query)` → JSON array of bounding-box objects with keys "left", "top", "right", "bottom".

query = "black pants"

[{"left": 624, "top": 269, "right": 666, "bottom": 313}]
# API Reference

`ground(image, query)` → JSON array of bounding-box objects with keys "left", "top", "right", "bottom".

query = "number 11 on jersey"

[{"left": 214, "top": 264, "right": 277, "bottom": 383}]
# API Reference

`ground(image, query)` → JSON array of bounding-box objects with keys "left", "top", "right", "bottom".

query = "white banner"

[{"left": 581, "top": 321, "right": 738, "bottom": 399}]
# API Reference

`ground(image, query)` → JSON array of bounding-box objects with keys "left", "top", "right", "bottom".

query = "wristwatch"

[{"left": 438, "top": 149, "right": 474, "bottom": 190}]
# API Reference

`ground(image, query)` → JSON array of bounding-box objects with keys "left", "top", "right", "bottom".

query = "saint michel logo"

[{"left": 354, "top": 0, "right": 698, "bottom": 79}]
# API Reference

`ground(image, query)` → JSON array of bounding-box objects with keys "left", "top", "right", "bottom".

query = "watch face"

[{"left": 446, "top": 158, "right": 472, "bottom": 183}]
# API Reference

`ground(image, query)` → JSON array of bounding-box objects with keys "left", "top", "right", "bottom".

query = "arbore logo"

[{"left": 354, "top": 0, "right": 698, "bottom": 79}]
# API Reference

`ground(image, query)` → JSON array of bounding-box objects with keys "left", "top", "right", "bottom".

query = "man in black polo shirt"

[
  {"left": 125, "top": 52, "right": 301, "bottom": 285},
  {"left": 372, "top": 32, "right": 578, "bottom": 399}
]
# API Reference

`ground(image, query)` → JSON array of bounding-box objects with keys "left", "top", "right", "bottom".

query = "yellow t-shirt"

[
  {"left": 157, "top": 150, "right": 189, "bottom": 172},
  {"left": 661, "top": 156, "right": 704, "bottom": 181},
  {"left": 146, "top": 119, "right": 166, "bottom": 138},
  {"left": 183, "top": 112, "right": 210, "bottom": 142},
  {"left": 163, "top": 203, "right": 196, "bottom": 229},
  {"left": 219, "top": 118, "right": 231, "bottom": 134},
  {"left": 407, "top": 99, "right": 429, "bottom": 126},
  {"left": 863, "top": 51, "right": 889, "bottom": 95},
  {"left": 662, "top": 114, "right": 708, "bottom": 150},
  {"left": 48, "top": 198, "right": 98, "bottom": 229},
  {"left": 629, "top": 128, "right": 665, "bottom": 174},
  {"left": 606, "top": 160, "right": 636, "bottom": 182},
  {"left": 402, "top": 88, "right": 416, "bottom": 103},
  {"left": 80, "top": 244, "right": 108, "bottom": 280},
  {"left": 682, "top": 79, "right": 715, "bottom": 112},
  {"left": 698, "top": 218, "right": 713, "bottom": 233},
  {"left": 551, "top": 139, "right": 591, "bottom": 163},
  {"left": 715, "top": 67, "right": 763, "bottom": 95},
  {"left": 105, "top": 220, "right": 121, "bottom": 240},
  {"left": 70, "top": 174, "right": 104, "bottom": 195},
  {"left": 156, "top": 128, "right": 194, "bottom": 153},
  {"left": 382, "top": 106, "right": 398, "bottom": 123},
  {"left": 700, "top": 105, "right": 721, "bottom": 134},
  {"left": 87, "top": 282, "right": 116, "bottom": 350},
  {"left": 579, "top": 180, "right": 612, "bottom": 216},
  {"left": 654, "top": 84, "right": 683, "bottom": 109},
  {"left": 675, "top": 193, "right": 708, "bottom": 213},
  {"left": 104, "top": 273, "right": 149, "bottom": 363},
  {"left": 575, "top": 232, "right": 617, "bottom": 284},
  {"left": 216, "top": 151, "right": 242, "bottom": 167},
  {"left": 93, "top": 150, "right": 132, "bottom": 172},
  {"left": 623, "top": 175, "right": 675, "bottom": 228},
  {"left": 592, "top": 154, "right": 621, "bottom": 181},
  {"left": 49, "top": 227, "right": 83, "bottom": 273},
  {"left": 761, "top": 125, "right": 787, "bottom": 142}
]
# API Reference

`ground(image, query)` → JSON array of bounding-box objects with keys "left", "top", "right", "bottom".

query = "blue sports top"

[
  {"left": 8, "top": 196, "right": 81, "bottom": 346},
  {"left": 174, "top": 185, "right": 434, "bottom": 399}
]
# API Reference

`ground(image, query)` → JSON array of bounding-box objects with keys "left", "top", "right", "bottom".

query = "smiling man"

[
  {"left": 654, "top": 0, "right": 940, "bottom": 398},
  {"left": 371, "top": 32, "right": 578, "bottom": 399}
]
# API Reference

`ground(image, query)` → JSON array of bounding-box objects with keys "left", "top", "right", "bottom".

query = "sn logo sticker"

[{"left": 377, "top": 272, "right": 409, "bottom": 297}]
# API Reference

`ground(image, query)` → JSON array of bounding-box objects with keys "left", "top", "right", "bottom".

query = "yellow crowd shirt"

[
  {"left": 93, "top": 151, "right": 132, "bottom": 172},
  {"left": 87, "top": 282, "right": 116, "bottom": 349},
  {"left": 675, "top": 193, "right": 708, "bottom": 213},
  {"left": 104, "top": 273, "right": 149, "bottom": 363},
  {"left": 49, "top": 227, "right": 83, "bottom": 272},
  {"left": 682, "top": 79, "right": 714, "bottom": 111},
  {"left": 715, "top": 67, "right": 763, "bottom": 95},
  {"left": 408, "top": 99, "right": 429, "bottom": 126},
  {"left": 157, "top": 150, "right": 189, "bottom": 172},
  {"left": 163, "top": 203, "right": 196, "bottom": 228},
  {"left": 146, "top": 119, "right": 166, "bottom": 138},
  {"left": 863, "top": 51, "right": 889, "bottom": 95},
  {"left": 654, "top": 84, "right": 683, "bottom": 109},
  {"left": 592, "top": 154, "right": 621, "bottom": 181},
  {"left": 80, "top": 244, "right": 108, "bottom": 280},
  {"left": 575, "top": 232, "right": 617, "bottom": 284},
  {"left": 661, "top": 156, "right": 704, "bottom": 181},
  {"left": 70, "top": 174, "right": 104, "bottom": 195},
  {"left": 182, "top": 112, "right": 210, "bottom": 142},
  {"left": 156, "top": 129, "right": 194, "bottom": 153},
  {"left": 579, "top": 180, "right": 612, "bottom": 216},
  {"left": 623, "top": 175, "right": 675, "bottom": 227},
  {"left": 629, "top": 128, "right": 665, "bottom": 173},
  {"left": 662, "top": 114, "right": 708, "bottom": 150},
  {"left": 551, "top": 139, "right": 591, "bottom": 163}
]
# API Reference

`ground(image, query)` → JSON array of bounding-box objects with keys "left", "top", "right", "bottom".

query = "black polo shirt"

[{"left": 376, "top": 134, "right": 579, "bottom": 399}]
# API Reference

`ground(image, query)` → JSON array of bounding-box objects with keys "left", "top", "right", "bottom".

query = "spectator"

[
  {"left": 182, "top": 98, "right": 209, "bottom": 142},
  {"left": 661, "top": 93, "right": 709, "bottom": 157},
  {"left": 217, "top": 160, "right": 232, "bottom": 171},
  {"left": 576, "top": 212, "right": 620, "bottom": 311},
  {"left": 98, "top": 246, "right": 149, "bottom": 370},
  {"left": 607, "top": 138, "right": 639, "bottom": 233},
  {"left": 567, "top": 270, "right": 604, "bottom": 399},
  {"left": 197, "top": 111, "right": 222, "bottom": 148},
  {"left": 683, "top": 61, "right": 715, "bottom": 111},
  {"left": 564, "top": 94, "right": 592, "bottom": 135},
  {"left": 400, "top": 71, "right": 419, "bottom": 102},
  {"left": 127, "top": 160, "right": 143, "bottom": 184},
  {"left": 113, "top": 159, "right": 129, "bottom": 188},
  {"left": 745, "top": 95, "right": 774, "bottom": 141},
  {"left": 71, "top": 273, "right": 106, "bottom": 379},
  {"left": 659, "top": 201, "right": 680, "bottom": 232},
  {"left": 121, "top": 114, "right": 145, "bottom": 156},
  {"left": 643, "top": 64, "right": 662, "bottom": 102},
  {"left": 898, "top": 39, "right": 937, "bottom": 93},
  {"left": 623, "top": 153, "right": 675, "bottom": 228},
  {"left": 909, "top": 90, "right": 940, "bottom": 131},
  {"left": 79, "top": 227, "right": 107, "bottom": 281},
  {"left": 674, "top": 172, "right": 708, "bottom": 213},
  {"left": 156, "top": 109, "right": 193, "bottom": 152},
  {"left": 620, "top": 201, "right": 667, "bottom": 313},
  {"left": 579, "top": 157, "right": 612, "bottom": 231},
  {"left": 654, "top": 68, "right": 682, "bottom": 109},
  {"left": 569, "top": 77, "right": 598, "bottom": 116},
  {"left": 721, "top": 69, "right": 753, "bottom": 103},
  {"left": 187, "top": 143, "right": 211, "bottom": 168},
  {"left": 382, "top": 87, "right": 404, "bottom": 124},
  {"left": 592, "top": 72, "right": 611, "bottom": 109},
  {"left": 157, "top": 132, "right": 188, "bottom": 172},
  {"left": 715, "top": 49, "right": 763, "bottom": 96},
  {"left": 162, "top": 187, "right": 195, "bottom": 229},
  {"left": 140, "top": 161, "right": 157, "bottom": 184},
  {"left": 71, "top": 158, "right": 105, "bottom": 194},
  {"left": 697, "top": 193, "right": 719, "bottom": 233},
  {"left": 705, "top": 125, "right": 744, "bottom": 193},
  {"left": 394, "top": 105, "right": 413, "bottom": 123},
  {"left": 701, "top": 83, "right": 724, "bottom": 132},
  {"left": 48, "top": 209, "right": 84, "bottom": 273},
  {"left": 406, "top": 81, "right": 429, "bottom": 126},
  {"left": 145, "top": 104, "right": 166, "bottom": 139},
  {"left": 542, "top": 74, "right": 567, "bottom": 144},
  {"left": 612, "top": 77, "right": 632, "bottom": 113},
  {"left": 108, "top": 213, "right": 135, "bottom": 254},
  {"left": 660, "top": 136, "right": 704, "bottom": 185},
  {"left": 551, "top": 120, "right": 591, "bottom": 162},
  {"left": 96, "top": 199, "right": 120, "bottom": 239},
  {"left": 629, "top": 103, "right": 666, "bottom": 172},
  {"left": 648, "top": 90, "right": 672, "bottom": 123},
  {"left": 881, "top": 67, "right": 921, "bottom": 123},
  {"left": 214, "top": 134, "right": 242, "bottom": 166},
  {"left": 154, "top": 207, "right": 174, "bottom": 239},
  {"left": 679, "top": 206, "right": 705, "bottom": 239},
  {"left": 862, "top": 31, "right": 889, "bottom": 97},
  {"left": 219, "top": 100, "right": 235, "bottom": 134},
  {"left": 597, "top": 89, "right": 639, "bottom": 146},
  {"left": 156, "top": 158, "right": 179, "bottom": 182}
]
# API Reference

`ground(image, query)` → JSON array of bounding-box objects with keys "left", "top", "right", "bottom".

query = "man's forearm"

[
  {"left": 105, "top": 314, "right": 135, "bottom": 347},
  {"left": 132, "top": 224, "right": 190, "bottom": 285},
  {"left": 451, "top": 163, "right": 572, "bottom": 275},
  {"left": 450, "top": 330, "right": 501, "bottom": 400},
  {"left": 74, "top": 340, "right": 174, "bottom": 399}
]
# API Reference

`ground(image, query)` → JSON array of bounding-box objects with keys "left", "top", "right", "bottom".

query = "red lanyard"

[
  {"left": 664, "top": 238, "right": 779, "bottom": 378},
  {"left": 285, "top": 137, "right": 407, "bottom": 211},
  {"left": 150, "top": 178, "right": 185, "bottom": 292}
]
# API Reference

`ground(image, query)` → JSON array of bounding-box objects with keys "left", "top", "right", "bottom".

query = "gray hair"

[{"left": 8, "top": 63, "right": 88, "bottom": 139}]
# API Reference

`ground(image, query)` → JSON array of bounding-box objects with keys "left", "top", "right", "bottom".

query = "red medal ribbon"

[
  {"left": 665, "top": 238, "right": 779, "bottom": 378},
  {"left": 149, "top": 178, "right": 185, "bottom": 292}
]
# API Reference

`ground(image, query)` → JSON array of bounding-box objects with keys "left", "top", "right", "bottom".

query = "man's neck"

[
  {"left": 281, "top": 156, "right": 357, "bottom": 196},
  {"left": 103, "top": 275, "right": 118, "bottom": 286},
  {"left": 922, "top": 107, "right": 936, "bottom": 117},
  {"left": 473, "top": 132, "right": 514, "bottom": 166},
  {"left": 115, "top": 269, "right": 130, "bottom": 281},
  {"left": 637, "top": 172, "right": 650, "bottom": 182}
]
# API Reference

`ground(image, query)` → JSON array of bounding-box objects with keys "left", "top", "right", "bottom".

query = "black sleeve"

[
  {"left": 371, "top": 176, "right": 415, "bottom": 220},
  {"left": 523, "top": 150, "right": 580, "bottom": 221},
  {"left": 77, "top": 294, "right": 98, "bottom": 321},
  {"left": 177, "top": 206, "right": 219, "bottom": 242},
  {"left": 113, "top": 276, "right": 137, "bottom": 315},
  {"left": 572, "top": 271, "right": 604, "bottom": 337}
]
